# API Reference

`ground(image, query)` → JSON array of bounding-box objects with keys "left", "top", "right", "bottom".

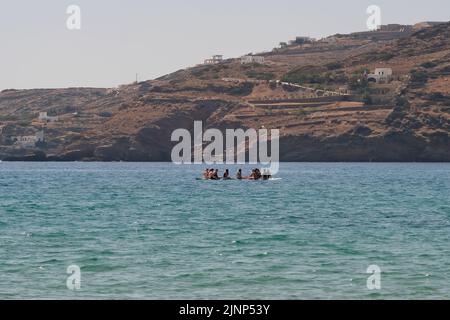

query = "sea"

[{"left": 0, "top": 162, "right": 449, "bottom": 299}]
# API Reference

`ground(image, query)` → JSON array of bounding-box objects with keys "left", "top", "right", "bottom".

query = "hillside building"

[
  {"left": 240, "top": 55, "right": 265, "bottom": 64},
  {"left": 367, "top": 68, "right": 393, "bottom": 83},
  {"left": 290, "top": 36, "right": 313, "bottom": 45},
  {"left": 204, "top": 55, "right": 223, "bottom": 65},
  {"left": 38, "top": 112, "right": 58, "bottom": 122}
]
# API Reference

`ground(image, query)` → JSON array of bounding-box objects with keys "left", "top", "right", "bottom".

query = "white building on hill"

[
  {"left": 367, "top": 68, "right": 393, "bottom": 83},
  {"left": 240, "top": 55, "right": 265, "bottom": 64},
  {"left": 204, "top": 55, "right": 223, "bottom": 65},
  {"left": 38, "top": 112, "right": 58, "bottom": 122}
]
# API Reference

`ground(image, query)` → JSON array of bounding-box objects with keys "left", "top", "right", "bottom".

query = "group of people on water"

[{"left": 202, "top": 168, "right": 271, "bottom": 180}]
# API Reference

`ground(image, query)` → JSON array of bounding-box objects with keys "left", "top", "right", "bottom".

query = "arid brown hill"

[{"left": 0, "top": 22, "right": 449, "bottom": 161}]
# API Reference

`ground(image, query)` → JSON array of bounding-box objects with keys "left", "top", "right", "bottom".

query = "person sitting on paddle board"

[
  {"left": 248, "top": 168, "right": 262, "bottom": 180},
  {"left": 236, "top": 169, "right": 242, "bottom": 180},
  {"left": 223, "top": 169, "right": 231, "bottom": 180},
  {"left": 255, "top": 168, "right": 262, "bottom": 180},
  {"left": 248, "top": 169, "right": 256, "bottom": 180},
  {"left": 211, "top": 169, "right": 220, "bottom": 180}
]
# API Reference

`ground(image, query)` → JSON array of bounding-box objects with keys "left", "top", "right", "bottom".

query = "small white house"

[
  {"left": 204, "top": 55, "right": 223, "bottom": 65},
  {"left": 38, "top": 112, "right": 58, "bottom": 122},
  {"left": 240, "top": 55, "right": 265, "bottom": 64},
  {"left": 367, "top": 68, "right": 393, "bottom": 83},
  {"left": 38, "top": 112, "right": 47, "bottom": 120}
]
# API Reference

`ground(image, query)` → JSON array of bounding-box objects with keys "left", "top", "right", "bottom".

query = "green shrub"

[
  {"left": 363, "top": 52, "right": 394, "bottom": 62},
  {"left": 362, "top": 92, "right": 373, "bottom": 105},
  {"left": 348, "top": 75, "right": 369, "bottom": 93},
  {"left": 191, "top": 66, "right": 212, "bottom": 78},
  {"left": 281, "top": 69, "right": 347, "bottom": 85},
  {"left": 395, "top": 95, "right": 409, "bottom": 107},
  {"left": 421, "top": 61, "right": 437, "bottom": 69},
  {"left": 325, "top": 62, "right": 343, "bottom": 70},
  {"left": 0, "top": 115, "right": 19, "bottom": 121},
  {"left": 425, "top": 92, "right": 449, "bottom": 103},
  {"left": 410, "top": 69, "right": 428, "bottom": 86},
  {"left": 245, "top": 71, "right": 275, "bottom": 81},
  {"left": 227, "top": 82, "right": 254, "bottom": 96},
  {"left": 281, "top": 72, "right": 323, "bottom": 84}
]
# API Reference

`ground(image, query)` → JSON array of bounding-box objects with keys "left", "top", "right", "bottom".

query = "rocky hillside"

[{"left": 0, "top": 22, "right": 449, "bottom": 161}]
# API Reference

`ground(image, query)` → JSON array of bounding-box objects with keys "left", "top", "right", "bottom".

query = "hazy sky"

[{"left": 0, "top": 0, "right": 448, "bottom": 90}]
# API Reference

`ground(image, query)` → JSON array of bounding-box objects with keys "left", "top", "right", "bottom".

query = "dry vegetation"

[{"left": 1, "top": 22, "right": 449, "bottom": 161}]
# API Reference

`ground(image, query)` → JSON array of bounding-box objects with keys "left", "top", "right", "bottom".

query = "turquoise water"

[{"left": 0, "top": 162, "right": 450, "bottom": 299}]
